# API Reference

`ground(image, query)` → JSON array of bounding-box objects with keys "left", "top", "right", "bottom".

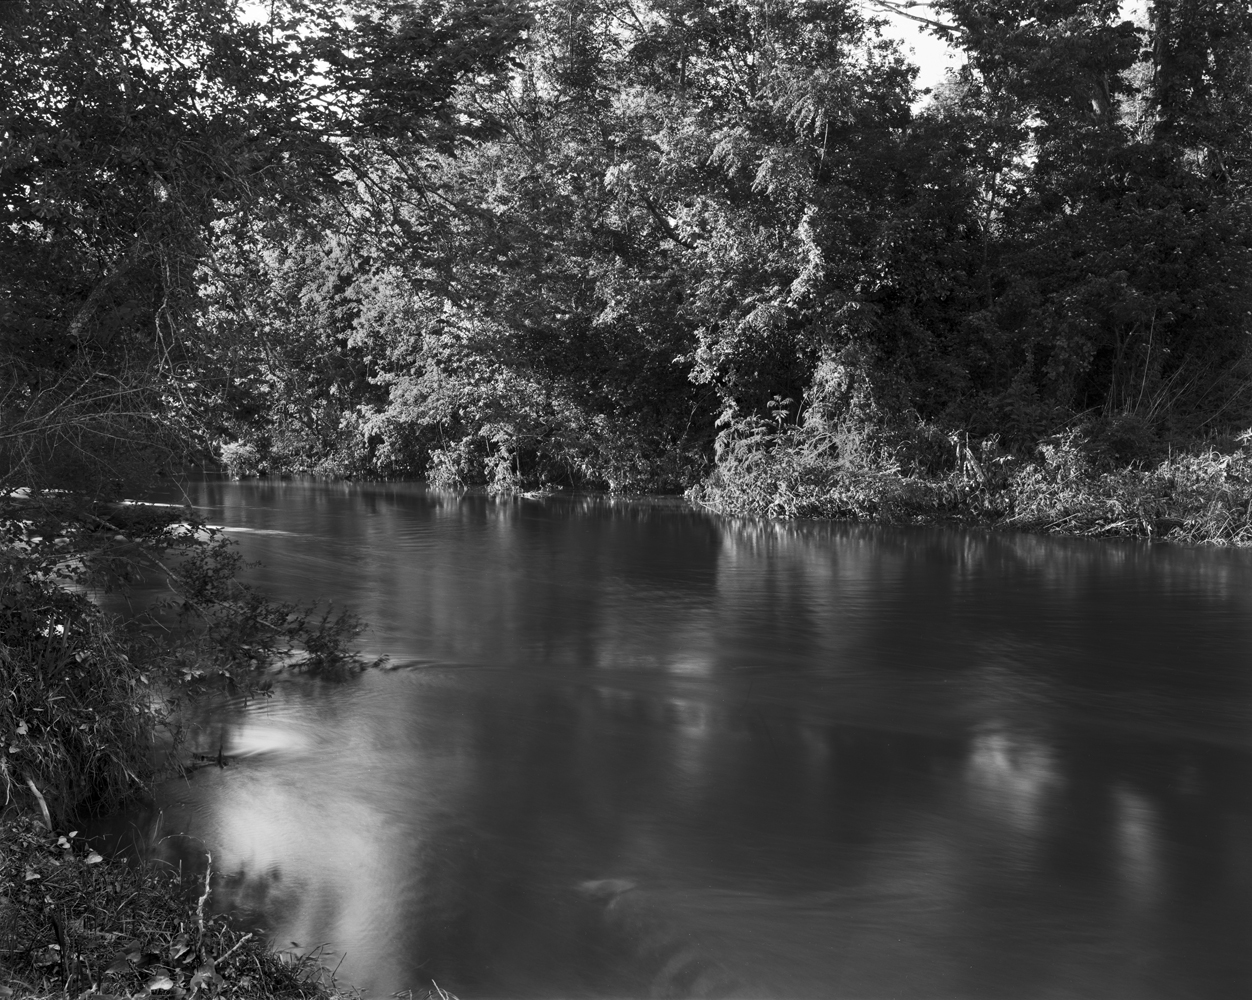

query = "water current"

[{"left": 114, "top": 479, "right": 1252, "bottom": 998}]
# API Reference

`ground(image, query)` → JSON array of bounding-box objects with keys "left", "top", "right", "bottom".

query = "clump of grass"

[
  {"left": 0, "top": 816, "right": 349, "bottom": 999},
  {"left": 692, "top": 428, "right": 1252, "bottom": 546},
  {"left": 1003, "top": 444, "right": 1252, "bottom": 543}
]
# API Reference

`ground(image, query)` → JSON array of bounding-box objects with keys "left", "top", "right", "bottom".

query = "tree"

[{"left": 0, "top": 0, "right": 530, "bottom": 497}]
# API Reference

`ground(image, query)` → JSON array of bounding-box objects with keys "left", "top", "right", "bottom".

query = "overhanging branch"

[{"left": 866, "top": 1, "right": 962, "bottom": 36}]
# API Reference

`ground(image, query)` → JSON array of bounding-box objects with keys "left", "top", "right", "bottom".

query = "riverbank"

[
  {"left": 0, "top": 500, "right": 402, "bottom": 999},
  {"left": 0, "top": 815, "right": 350, "bottom": 999},
  {"left": 687, "top": 438, "right": 1252, "bottom": 546}
]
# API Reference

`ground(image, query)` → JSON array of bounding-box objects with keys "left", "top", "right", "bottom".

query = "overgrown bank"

[
  {"left": 0, "top": 816, "right": 350, "bottom": 999},
  {"left": 0, "top": 495, "right": 385, "bottom": 999},
  {"left": 689, "top": 431, "right": 1252, "bottom": 546}
]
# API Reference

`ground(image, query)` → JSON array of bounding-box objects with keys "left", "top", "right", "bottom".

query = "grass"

[
  {"left": 0, "top": 805, "right": 460, "bottom": 1000},
  {"left": 0, "top": 816, "right": 352, "bottom": 999},
  {"left": 688, "top": 435, "right": 1252, "bottom": 546}
]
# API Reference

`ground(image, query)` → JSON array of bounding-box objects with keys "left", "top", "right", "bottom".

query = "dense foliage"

[
  {"left": 7, "top": 0, "right": 1248, "bottom": 498},
  {"left": 1, "top": 0, "right": 519, "bottom": 822},
  {"left": 2, "top": 0, "right": 1251, "bottom": 987},
  {"left": 179, "top": 0, "right": 1252, "bottom": 493}
]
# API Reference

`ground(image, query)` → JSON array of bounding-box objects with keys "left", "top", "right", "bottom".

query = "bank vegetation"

[{"left": 3, "top": 0, "right": 1252, "bottom": 992}]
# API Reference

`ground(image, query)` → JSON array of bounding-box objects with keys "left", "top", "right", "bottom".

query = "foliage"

[
  {"left": 0, "top": 488, "right": 375, "bottom": 827},
  {"left": 0, "top": 816, "right": 355, "bottom": 999},
  {"left": 693, "top": 428, "right": 1252, "bottom": 546},
  {"left": 176, "top": 0, "right": 1252, "bottom": 503},
  {"left": 0, "top": 537, "right": 155, "bottom": 826},
  {"left": 0, "top": 0, "right": 531, "bottom": 497},
  {"left": 6, "top": 0, "right": 1252, "bottom": 500}
]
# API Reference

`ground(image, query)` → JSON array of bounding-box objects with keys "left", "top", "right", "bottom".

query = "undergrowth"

[
  {"left": 690, "top": 422, "right": 1252, "bottom": 545},
  {"left": 1, "top": 490, "right": 401, "bottom": 999},
  {"left": 1, "top": 495, "right": 375, "bottom": 827},
  {"left": 0, "top": 816, "right": 346, "bottom": 999}
]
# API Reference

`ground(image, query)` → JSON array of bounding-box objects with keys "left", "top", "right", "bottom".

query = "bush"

[{"left": 219, "top": 441, "right": 265, "bottom": 479}]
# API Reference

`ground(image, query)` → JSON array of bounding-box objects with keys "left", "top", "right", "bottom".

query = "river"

[{"left": 117, "top": 478, "right": 1252, "bottom": 998}]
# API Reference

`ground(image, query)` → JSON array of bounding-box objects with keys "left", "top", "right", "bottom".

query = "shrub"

[{"left": 219, "top": 440, "right": 265, "bottom": 479}]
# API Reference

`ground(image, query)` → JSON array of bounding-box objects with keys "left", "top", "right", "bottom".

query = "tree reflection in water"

[{"left": 109, "top": 480, "right": 1252, "bottom": 998}]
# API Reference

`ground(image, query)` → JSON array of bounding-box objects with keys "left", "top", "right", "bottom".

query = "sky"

[
  {"left": 875, "top": 0, "right": 1150, "bottom": 96},
  {"left": 872, "top": 3, "right": 964, "bottom": 95}
]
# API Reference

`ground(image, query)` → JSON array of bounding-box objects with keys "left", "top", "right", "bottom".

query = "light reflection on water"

[{"left": 114, "top": 479, "right": 1252, "bottom": 998}]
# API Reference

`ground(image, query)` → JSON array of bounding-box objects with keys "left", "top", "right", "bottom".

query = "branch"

[
  {"left": 639, "top": 194, "right": 698, "bottom": 249},
  {"left": 65, "top": 241, "right": 144, "bottom": 339},
  {"left": 866, "top": 1, "right": 962, "bottom": 36}
]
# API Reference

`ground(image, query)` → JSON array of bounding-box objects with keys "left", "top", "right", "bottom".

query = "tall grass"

[
  {"left": 1, "top": 547, "right": 158, "bottom": 825},
  {"left": 690, "top": 433, "right": 1252, "bottom": 546}
]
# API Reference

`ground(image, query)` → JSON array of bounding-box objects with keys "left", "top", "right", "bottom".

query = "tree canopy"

[{"left": 3, "top": 0, "right": 1251, "bottom": 496}]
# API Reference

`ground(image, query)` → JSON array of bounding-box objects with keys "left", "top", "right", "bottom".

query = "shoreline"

[
  {"left": 7, "top": 447, "right": 1247, "bottom": 998},
  {"left": 685, "top": 443, "right": 1252, "bottom": 548},
  {"left": 207, "top": 436, "right": 1252, "bottom": 549},
  {"left": 0, "top": 814, "right": 357, "bottom": 1000}
]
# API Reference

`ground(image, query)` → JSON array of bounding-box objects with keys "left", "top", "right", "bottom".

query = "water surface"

[{"left": 130, "top": 480, "right": 1252, "bottom": 998}]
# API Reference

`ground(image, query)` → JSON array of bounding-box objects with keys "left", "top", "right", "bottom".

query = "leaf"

[
  {"left": 86, "top": 850, "right": 104, "bottom": 864},
  {"left": 16, "top": 722, "right": 27, "bottom": 735},
  {"left": 146, "top": 973, "right": 174, "bottom": 991},
  {"left": 190, "top": 960, "right": 224, "bottom": 989},
  {"left": 24, "top": 868, "right": 40, "bottom": 880},
  {"left": 106, "top": 955, "right": 133, "bottom": 975}
]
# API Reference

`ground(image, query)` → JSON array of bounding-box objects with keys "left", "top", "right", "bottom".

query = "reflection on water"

[
  {"left": 117, "top": 480, "right": 1252, "bottom": 998},
  {"left": 966, "top": 728, "right": 1058, "bottom": 838}
]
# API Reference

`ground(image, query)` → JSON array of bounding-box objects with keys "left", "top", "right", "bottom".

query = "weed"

[
  {"left": 692, "top": 430, "right": 1252, "bottom": 546},
  {"left": 0, "top": 816, "right": 358, "bottom": 999}
]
